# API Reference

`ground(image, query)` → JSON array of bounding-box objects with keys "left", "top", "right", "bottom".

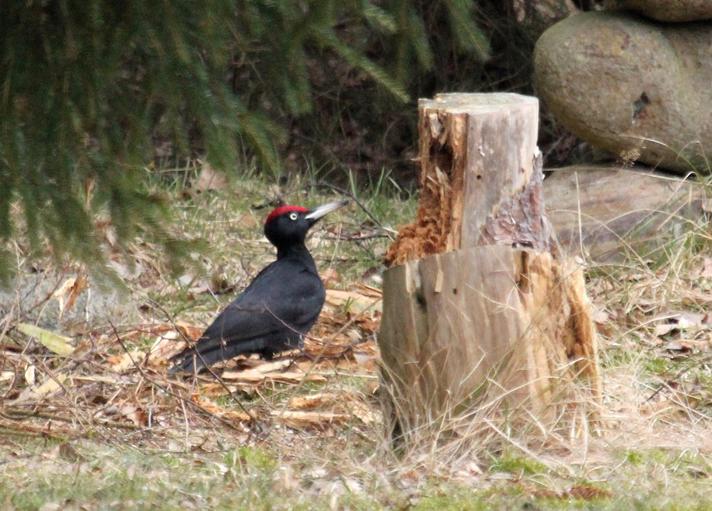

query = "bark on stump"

[{"left": 379, "top": 93, "right": 600, "bottom": 434}]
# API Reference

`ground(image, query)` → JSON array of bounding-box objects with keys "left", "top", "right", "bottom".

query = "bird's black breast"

[{"left": 201, "top": 256, "right": 325, "bottom": 346}]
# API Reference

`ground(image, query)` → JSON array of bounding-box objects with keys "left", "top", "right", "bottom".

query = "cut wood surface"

[
  {"left": 379, "top": 93, "right": 600, "bottom": 432},
  {"left": 544, "top": 165, "right": 708, "bottom": 260}
]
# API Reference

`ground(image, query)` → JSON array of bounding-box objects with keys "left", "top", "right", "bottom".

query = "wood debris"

[
  {"left": 0, "top": 284, "right": 382, "bottom": 440},
  {"left": 272, "top": 410, "right": 350, "bottom": 430}
]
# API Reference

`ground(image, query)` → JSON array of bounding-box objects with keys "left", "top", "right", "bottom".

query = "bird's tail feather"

[{"left": 169, "top": 337, "right": 269, "bottom": 374}]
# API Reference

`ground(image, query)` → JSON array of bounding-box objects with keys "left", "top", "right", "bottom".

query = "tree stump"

[{"left": 379, "top": 93, "right": 600, "bottom": 435}]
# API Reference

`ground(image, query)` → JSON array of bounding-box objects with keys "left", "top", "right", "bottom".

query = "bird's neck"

[{"left": 277, "top": 243, "right": 315, "bottom": 266}]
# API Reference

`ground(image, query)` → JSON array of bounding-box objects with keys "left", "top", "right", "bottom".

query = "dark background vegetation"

[{"left": 0, "top": 0, "right": 599, "bottom": 282}]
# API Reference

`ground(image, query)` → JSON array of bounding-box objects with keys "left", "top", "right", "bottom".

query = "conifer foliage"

[{"left": 0, "top": 1, "right": 489, "bottom": 283}]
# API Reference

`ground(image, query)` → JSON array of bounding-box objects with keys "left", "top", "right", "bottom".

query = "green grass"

[
  {"left": 490, "top": 453, "right": 547, "bottom": 476},
  {"left": 3, "top": 441, "right": 710, "bottom": 510}
]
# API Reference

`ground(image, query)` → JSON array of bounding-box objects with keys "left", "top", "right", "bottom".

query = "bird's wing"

[{"left": 190, "top": 260, "right": 324, "bottom": 352}]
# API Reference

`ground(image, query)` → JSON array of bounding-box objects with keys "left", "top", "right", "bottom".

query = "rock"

[
  {"left": 606, "top": 0, "right": 712, "bottom": 22},
  {"left": 510, "top": 0, "right": 579, "bottom": 39},
  {"left": 543, "top": 165, "right": 708, "bottom": 260},
  {"left": 534, "top": 12, "right": 712, "bottom": 174},
  {"left": 0, "top": 271, "right": 140, "bottom": 332}
]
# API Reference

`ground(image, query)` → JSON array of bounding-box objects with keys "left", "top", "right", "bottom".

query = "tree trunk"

[{"left": 379, "top": 93, "right": 600, "bottom": 433}]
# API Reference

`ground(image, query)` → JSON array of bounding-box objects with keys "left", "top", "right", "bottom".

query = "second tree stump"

[{"left": 379, "top": 93, "right": 600, "bottom": 432}]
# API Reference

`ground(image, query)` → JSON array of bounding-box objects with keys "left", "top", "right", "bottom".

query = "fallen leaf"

[
  {"left": 199, "top": 382, "right": 244, "bottom": 398},
  {"left": 668, "top": 339, "right": 710, "bottom": 352},
  {"left": 108, "top": 349, "right": 145, "bottom": 373},
  {"left": 677, "top": 312, "right": 706, "bottom": 328},
  {"left": 17, "top": 323, "right": 75, "bottom": 356},
  {"left": 653, "top": 312, "right": 707, "bottom": 337},
  {"left": 52, "top": 274, "right": 88, "bottom": 318},
  {"left": 655, "top": 323, "right": 678, "bottom": 337},
  {"left": 665, "top": 341, "right": 692, "bottom": 353},
  {"left": 0, "top": 371, "right": 14, "bottom": 382},
  {"left": 175, "top": 321, "right": 204, "bottom": 341},
  {"left": 118, "top": 403, "right": 148, "bottom": 427},
  {"left": 146, "top": 322, "right": 204, "bottom": 363}
]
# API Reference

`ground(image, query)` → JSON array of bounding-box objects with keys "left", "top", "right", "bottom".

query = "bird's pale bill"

[{"left": 304, "top": 199, "right": 349, "bottom": 222}]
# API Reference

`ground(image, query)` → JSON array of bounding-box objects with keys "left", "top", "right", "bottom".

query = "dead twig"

[
  {"left": 316, "top": 182, "right": 396, "bottom": 240},
  {"left": 108, "top": 321, "right": 258, "bottom": 435}
]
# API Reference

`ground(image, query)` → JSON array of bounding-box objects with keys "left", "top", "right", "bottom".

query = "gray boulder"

[
  {"left": 606, "top": 0, "right": 712, "bottom": 22},
  {"left": 534, "top": 11, "right": 712, "bottom": 174},
  {"left": 509, "top": 0, "right": 579, "bottom": 39},
  {"left": 544, "top": 165, "right": 708, "bottom": 260}
]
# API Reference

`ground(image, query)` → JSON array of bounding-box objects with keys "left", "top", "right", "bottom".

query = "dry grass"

[{"left": 1, "top": 165, "right": 711, "bottom": 509}]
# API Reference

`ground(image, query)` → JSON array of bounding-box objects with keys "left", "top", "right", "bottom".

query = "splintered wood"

[
  {"left": 385, "top": 94, "right": 548, "bottom": 267},
  {"left": 379, "top": 93, "right": 600, "bottom": 434}
]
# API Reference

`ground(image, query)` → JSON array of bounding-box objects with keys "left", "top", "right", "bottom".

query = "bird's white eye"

[{"left": 289, "top": 212, "right": 298, "bottom": 221}]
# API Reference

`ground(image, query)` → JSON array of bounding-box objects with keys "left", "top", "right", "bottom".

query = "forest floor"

[{"left": 1, "top": 164, "right": 711, "bottom": 510}]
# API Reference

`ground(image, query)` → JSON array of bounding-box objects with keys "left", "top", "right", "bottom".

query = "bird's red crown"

[{"left": 265, "top": 205, "right": 309, "bottom": 225}]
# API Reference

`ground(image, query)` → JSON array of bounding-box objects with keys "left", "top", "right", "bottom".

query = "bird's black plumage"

[{"left": 169, "top": 200, "right": 346, "bottom": 374}]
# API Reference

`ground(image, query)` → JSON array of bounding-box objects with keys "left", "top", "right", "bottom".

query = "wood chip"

[
  {"left": 325, "top": 289, "right": 382, "bottom": 314},
  {"left": 24, "top": 365, "right": 36, "bottom": 386},
  {"left": 288, "top": 392, "right": 339, "bottom": 410},
  {"left": 241, "top": 359, "right": 292, "bottom": 374},
  {"left": 108, "top": 349, "right": 145, "bottom": 373},
  {"left": 272, "top": 410, "right": 349, "bottom": 430},
  {"left": 14, "top": 374, "right": 68, "bottom": 403},
  {"left": 346, "top": 399, "right": 379, "bottom": 425},
  {"left": 192, "top": 395, "right": 252, "bottom": 422},
  {"left": 34, "top": 375, "right": 66, "bottom": 396},
  {"left": 220, "top": 370, "right": 326, "bottom": 384}
]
